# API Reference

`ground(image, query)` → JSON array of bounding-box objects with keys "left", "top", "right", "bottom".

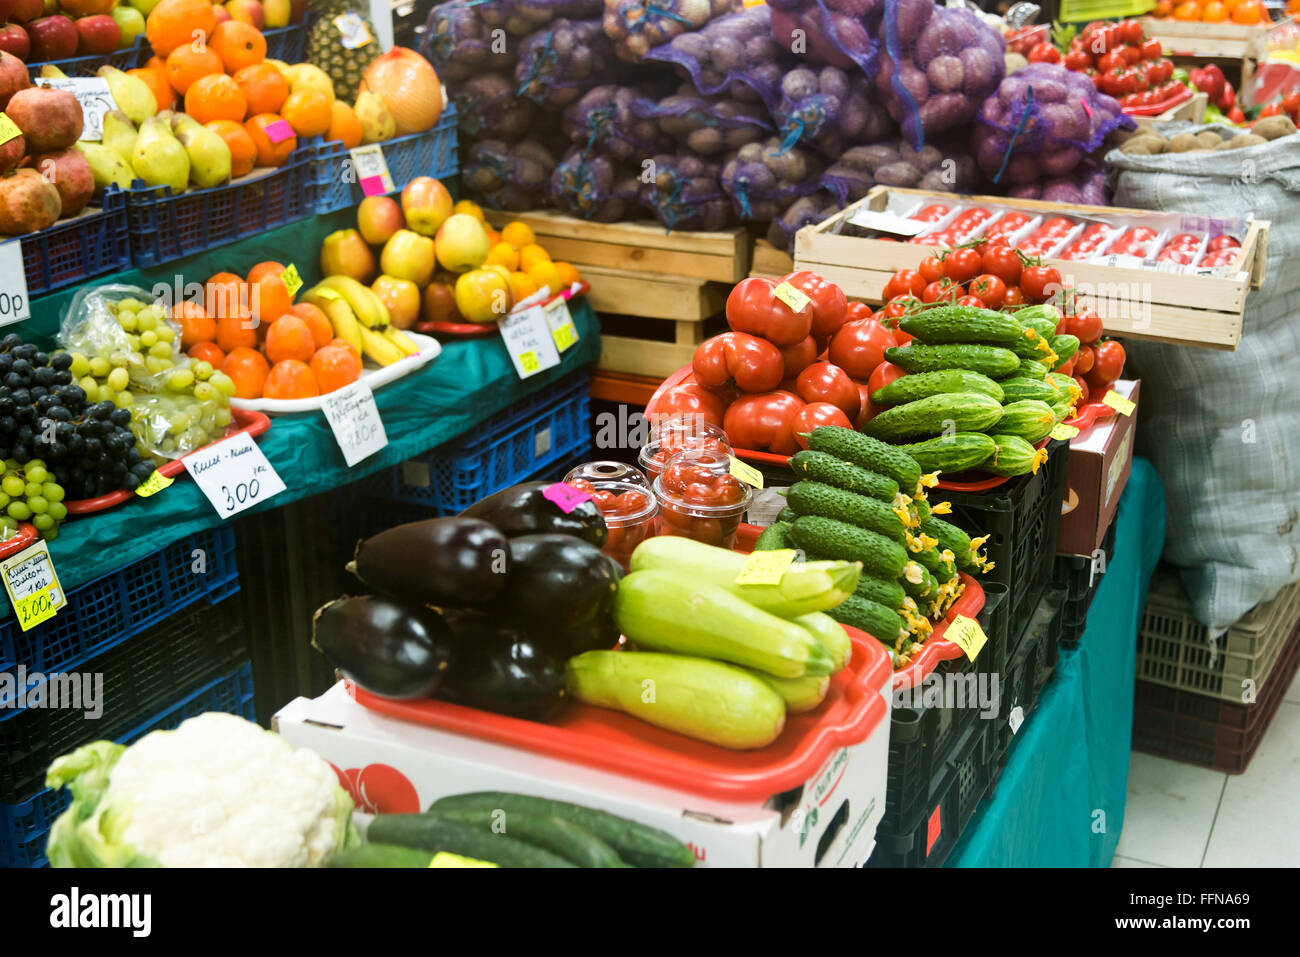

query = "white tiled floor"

[{"left": 1113, "top": 669, "right": 1300, "bottom": 868}]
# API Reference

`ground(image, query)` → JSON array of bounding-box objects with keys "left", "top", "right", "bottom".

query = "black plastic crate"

[
  {"left": 0, "top": 596, "right": 247, "bottom": 804},
  {"left": 866, "top": 718, "right": 997, "bottom": 868},
  {"left": 937, "top": 438, "right": 1069, "bottom": 644},
  {"left": 1054, "top": 521, "right": 1118, "bottom": 652},
  {"left": 992, "top": 587, "right": 1066, "bottom": 769}
]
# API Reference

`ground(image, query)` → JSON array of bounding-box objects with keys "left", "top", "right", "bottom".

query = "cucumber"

[
  {"left": 629, "top": 536, "right": 859, "bottom": 619},
  {"left": 896, "top": 433, "right": 997, "bottom": 473},
  {"left": 1012, "top": 359, "right": 1050, "bottom": 381},
  {"left": 855, "top": 574, "right": 908, "bottom": 611},
  {"left": 754, "top": 521, "right": 793, "bottom": 551},
  {"left": 998, "top": 376, "right": 1062, "bottom": 404},
  {"left": 430, "top": 792, "right": 695, "bottom": 868},
  {"left": 915, "top": 545, "right": 956, "bottom": 582},
  {"left": 921, "top": 516, "right": 986, "bottom": 572},
  {"left": 425, "top": 807, "right": 623, "bottom": 868},
  {"left": 1011, "top": 305, "right": 1062, "bottom": 340},
  {"left": 367, "top": 814, "right": 576, "bottom": 867},
  {"left": 998, "top": 400, "right": 1056, "bottom": 443},
  {"left": 863, "top": 392, "right": 1004, "bottom": 442},
  {"left": 789, "top": 450, "right": 900, "bottom": 502},
  {"left": 898, "top": 306, "right": 1028, "bottom": 344},
  {"left": 911, "top": 497, "right": 930, "bottom": 524},
  {"left": 794, "top": 610, "right": 853, "bottom": 673},
  {"left": 984, "top": 434, "right": 1050, "bottom": 476},
  {"left": 1008, "top": 332, "right": 1058, "bottom": 363},
  {"left": 776, "top": 506, "right": 799, "bottom": 523},
  {"left": 1045, "top": 372, "right": 1083, "bottom": 403},
  {"left": 1050, "top": 334, "right": 1080, "bottom": 369},
  {"left": 568, "top": 650, "right": 787, "bottom": 750},
  {"left": 826, "top": 594, "right": 905, "bottom": 645},
  {"left": 870, "top": 369, "right": 1005, "bottom": 407},
  {"left": 328, "top": 843, "right": 436, "bottom": 868},
  {"left": 748, "top": 669, "right": 830, "bottom": 713},
  {"left": 787, "top": 481, "right": 909, "bottom": 544},
  {"left": 617, "top": 569, "right": 834, "bottom": 677},
  {"left": 900, "top": 560, "right": 934, "bottom": 599},
  {"left": 805, "top": 426, "right": 923, "bottom": 494},
  {"left": 885, "top": 343, "right": 1021, "bottom": 378},
  {"left": 789, "top": 515, "right": 909, "bottom": 579}
]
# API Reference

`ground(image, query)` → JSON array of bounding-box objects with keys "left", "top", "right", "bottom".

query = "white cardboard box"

[{"left": 275, "top": 682, "right": 889, "bottom": 868}]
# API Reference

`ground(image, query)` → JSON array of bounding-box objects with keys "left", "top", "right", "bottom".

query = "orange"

[
  {"left": 263, "top": 359, "right": 319, "bottom": 400},
  {"left": 281, "top": 88, "right": 332, "bottom": 137},
  {"left": 1173, "top": 0, "right": 1201, "bottom": 17},
  {"left": 485, "top": 242, "right": 519, "bottom": 270},
  {"left": 129, "top": 67, "right": 175, "bottom": 112},
  {"left": 1231, "top": 0, "right": 1263, "bottom": 21},
  {"left": 145, "top": 54, "right": 167, "bottom": 73},
  {"left": 185, "top": 73, "right": 247, "bottom": 124},
  {"left": 215, "top": 312, "right": 258, "bottom": 353},
  {"left": 173, "top": 300, "right": 215, "bottom": 348},
  {"left": 206, "top": 119, "right": 257, "bottom": 177},
  {"left": 485, "top": 228, "right": 501, "bottom": 247},
  {"left": 327, "top": 100, "right": 363, "bottom": 148},
  {"left": 288, "top": 302, "right": 333, "bottom": 349},
  {"left": 146, "top": 0, "right": 216, "bottom": 58},
  {"left": 526, "top": 260, "right": 562, "bottom": 295},
  {"left": 166, "top": 43, "right": 223, "bottom": 96},
  {"left": 518, "top": 242, "right": 550, "bottom": 271},
  {"left": 553, "top": 261, "right": 581, "bottom": 287},
  {"left": 500, "top": 221, "right": 535, "bottom": 247},
  {"left": 1155, "top": 0, "right": 1173, "bottom": 13},
  {"left": 233, "top": 63, "right": 288, "bottom": 116},
  {"left": 248, "top": 268, "right": 291, "bottom": 324},
  {"left": 188, "top": 341, "right": 225, "bottom": 367},
  {"left": 310, "top": 345, "right": 362, "bottom": 394},
  {"left": 1203, "top": 0, "right": 1227, "bottom": 16},
  {"left": 221, "top": 346, "right": 270, "bottom": 399},
  {"left": 264, "top": 315, "right": 316, "bottom": 364},
  {"left": 245, "top": 113, "right": 296, "bottom": 167},
  {"left": 209, "top": 20, "right": 265, "bottom": 73},
  {"left": 329, "top": 337, "right": 361, "bottom": 364},
  {"left": 506, "top": 271, "right": 537, "bottom": 303},
  {"left": 247, "top": 260, "right": 286, "bottom": 284}
]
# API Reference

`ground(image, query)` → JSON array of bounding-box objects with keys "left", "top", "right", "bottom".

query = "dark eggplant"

[
  {"left": 460, "top": 482, "right": 608, "bottom": 547},
  {"left": 351, "top": 517, "right": 510, "bottom": 607},
  {"left": 438, "top": 613, "right": 569, "bottom": 722},
  {"left": 497, "top": 534, "right": 622, "bottom": 657},
  {"left": 312, "top": 596, "right": 453, "bottom": 699}
]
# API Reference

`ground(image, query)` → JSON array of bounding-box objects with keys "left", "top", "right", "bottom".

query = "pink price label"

[
  {"left": 542, "top": 482, "right": 591, "bottom": 514},
  {"left": 359, "top": 174, "right": 387, "bottom": 197},
  {"left": 263, "top": 119, "right": 295, "bottom": 144}
]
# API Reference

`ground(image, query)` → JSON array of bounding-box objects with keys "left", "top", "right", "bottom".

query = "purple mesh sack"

[
  {"left": 774, "top": 67, "right": 891, "bottom": 155},
  {"left": 819, "top": 137, "right": 976, "bottom": 202},
  {"left": 419, "top": 1, "right": 510, "bottom": 82},
  {"left": 637, "top": 84, "right": 772, "bottom": 155},
  {"left": 720, "top": 137, "right": 825, "bottom": 222},
  {"left": 603, "top": 0, "right": 738, "bottom": 62},
  {"left": 638, "top": 153, "right": 734, "bottom": 231},
  {"left": 644, "top": 7, "right": 790, "bottom": 110},
  {"left": 464, "top": 139, "right": 559, "bottom": 211},
  {"left": 562, "top": 85, "right": 670, "bottom": 160},
  {"left": 479, "top": 0, "right": 604, "bottom": 37},
  {"left": 1006, "top": 157, "right": 1111, "bottom": 206},
  {"left": 767, "top": 190, "right": 839, "bottom": 255},
  {"left": 551, "top": 149, "right": 642, "bottom": 221},
  {"left": 973, "top": 63, "right": 1133, "bottom": 185},
  {"left": 768, "top": 0, "right": 881, "bottom": 74},
  {"left": 876, "top": 0, "right": 1005, "bottom": 149},
  {"left": 454, "top": 72, "right": 535, "bottom": 141},
  {"left": 515, "top": 19, "right": 618, "bottom": 108}
]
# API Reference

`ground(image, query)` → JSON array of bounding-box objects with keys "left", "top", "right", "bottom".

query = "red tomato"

[
  {"left": 918, "top": 256, "right": 946, "bottom": 283},
  {"left": 723, "top": 391, "right": 805, "bottom": 456},
  {"left": 956, "top": 295, "right": 985, "bottom": 308},
  {"left": 1073, "top": 343, "right": 1095, "bottom": 375},
  {"left": 881, "top": 296, "right": 918, "bottom": 319},
  {"left": 780, "top": 270, "right": 850, "bottom": 339},
  {"left": 922, "top": 279, "right": 959, "bottom": 303},
  {"left": 1207, "top": 235, "right": 1240, "bottom": 251},
  {"left": 1028, "top": 42, "right": 1061, "bottom": 63},
  {"left": 866, "top": 360, "right": 905, "bottom": 398},
  {"left": 725, "top": 277, "right": 814, "bottom": 347},
  {"left": 1140, "top": 38, "right": 1162, "bottom": 59},
  {"left": 653, "top": 383, "right": 728, "bottom": 428},
  {"left": 1096, "top": 51, "right": 1122, "bottom": 74},
  {"left": 1021, "top": 264, "right": 1063, "bottom": 303},
  {"left": 795, "top": 361, "right": 861, "bottom": 421},
  {"left": 793, "top": 402, "right": 853, "bottom": 449},
  {"left": 1056, "top": 356, "right": 1076, "bottom": 378},
  {"left": 1065, "top": 310, "right": 1103, "bottom": 345},
  {"left": 779, "top": 335, "right": 820, "bottom": 380},
  {"left": 969, "top": 274, "right": 1007, "bottom": 308},
  {"left": 1064, "top": 49, "right": 1092, "bottom": 71},
  {"left": 982, "top": 244, "right": 1023, "bottom": 286},
  {"left": 943, "top": 247, "right": 982, "bottom": 283},
  {"left": 882, "top": 269, "right": 926, "bottom": 301},
  {"left": 1259, "top": 103, "right": 1284, "bottom": 118},
  {"left": 1118, "top": 43, "right": 1142, "bottom": 64},
  {"left": 829, "top": 317, "right": 897, "bottom": 380},
  {"left": 854, "top": 386, "right": 877, "bottom": 431},
  {"left": 1121, "top": 19, "right": 1144, "bottom": 44},
  {"left": 1282, "top": 91, "right": 1300, "bottom": 115},
  {"left": 1089, "top": 340, "right": 1126, "bottom": 384},
  {"left": 693, "top": 331, "right": 786, "bottom": 393},
  {"left": 1002, "top": 285, "right": 1025, "bottom": 307},
  {"left": 915, "top": 204, "right": 950, "bottom": 223}
]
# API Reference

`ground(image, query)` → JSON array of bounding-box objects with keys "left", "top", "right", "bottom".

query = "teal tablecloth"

[
  {"left": 10, "top": 209, "right": 601, "bottom": 601},
  {"left": 950, "top": 457, "right": 1166, "bottom": 868}
]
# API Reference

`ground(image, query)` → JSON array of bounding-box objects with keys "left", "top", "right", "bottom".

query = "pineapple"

[{"left": 306, "top": 0, "right": 381, "bottom": 102}]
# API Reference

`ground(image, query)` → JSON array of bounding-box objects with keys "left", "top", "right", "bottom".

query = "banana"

[
  {"left": 302, "top": 286, "right": 363, "bottom": 354},
  {"left": 319, "top": 275, "right": 390, "bottom": 331},
  {"left": 360, "top": 326, "right": 405, "bottom": 366},
  {"left": 383, "top": 326, "right": 420, "bottom": 357}
]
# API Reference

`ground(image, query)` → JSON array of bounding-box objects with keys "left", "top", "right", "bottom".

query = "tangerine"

[
  {"left": 187, "top": 341, "right": 225, "bottom": 367},
  {"left": 327, "top": 100, "right": 363, "bottom": 148},
  {"left": 209, "top": 20, "right": 265, "bottom": 73},
  {"left": 165, "top": 43, "right": 223, "bottom": 95},
  {"left": 233, "top": 63, "right": 288, "bottom": 116},
  {"left": 281, "top": 88, "right": 332, "bottom": 137},
  {"left": 1203, "top": 0, "right": 1228, "bottom": 17},
  {"left": 263, "top": 359, "right": 319, "bottom": 400},
  {"left": 310, "top": 345, "right": 362, "bottom": 394},
  {"left": 146, "top": 0, "right": 216, "bottom": 58},
  {"left": 247, "top": 260, "right": 286, "bottom": 284},
  {"left": 205, "top": 271, "right": 247, "bottom": 319},
  {"left": 206, "top": 119, "right": 257, "bottom": 177},
  {"left": 1173, "top": 0, "right": 1202, "bottom": 18},
  {"left": 221, "top": 346, "right": 269, "bottom": 399},
  {"left": 485, "top": 242, "right": 519, "bottom": 270},
  {"left": 264, "top": 315, "right": 316, "bottom": 364},
  {"left": 1155, "top": 0, "right": 1173, "bottom": 13},
  {"left": 185, "top": 73, "right": 247, "bottom": 124},
  {"left": 500, "top": 221, "right": 535, "bottom": 247},
  {"left": 1231, "top": 0, "right": 1263, "bottom": 21},
  {"left": 518, "top": 243, "right": 551, "bottom": 271},
  {"left": 553, "top": 261, "right": 581, "bottom": 287},
  {"left": 128, "top": 67, "right": 175, "bottom": 112},
  {"left": 526, "top": 260, "right": 562, "bottom": 295},
  {"left": 173, "top": 300, "right": 216, "bottom": 348},
  {"left": 215, "top": 312, "right": 258, "bottom": 353},
  {"left": 288, "top": 302, "right": 333, "bottom": 349},
  {"left": 245, "top": 113, "right": 296, "bottom": 167}
]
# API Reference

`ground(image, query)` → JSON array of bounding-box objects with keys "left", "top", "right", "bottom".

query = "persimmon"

[
  {"left": 288, "top": 302, "right": 333, "bottom": 349},
  {"left": 264, "top": 315, "right": 315, "bottom": 364},
  {"left": 215, "top": 312, "right": 258, "bottom": 353},
  {"left": 221, "top": 346, "right": 270, "bottom": 399},
  {"left": 263, "top": 359, "right": 319, "bottom": 400},
  {"left": 310, "top": 344, "right": 362, "bottom": 393},
  {"left": 205, "top": 271, "right": 247, "bottom": 320},
  {"left": 188, "top": 341, "right": 225, "bottom": 367},
  {"left": 173, "top": 300, "right": 215, "bottom": 348}
]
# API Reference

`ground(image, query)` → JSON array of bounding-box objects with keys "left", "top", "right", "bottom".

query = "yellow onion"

[{"left": 362, "top": 47, "right": 443, "bottom": 136}]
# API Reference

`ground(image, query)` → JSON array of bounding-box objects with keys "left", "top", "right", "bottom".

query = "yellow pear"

[
  {"left": 171, "top": 112, "right": 231, "bottom": 189},
  {"left": 132, "top": 113, "right": 189, "bottom": 194},
  {"left": 101, "top": 110, "right": 138, "bottom": 167},
  {"left": 355, "top": 89, "right": 395, "bottom": 144},
  {"left": 98, "top": 65, "right": 156, "bottom": 126},
  {"left": 76, "top": 141, "right": 136, "bottom": 192}
]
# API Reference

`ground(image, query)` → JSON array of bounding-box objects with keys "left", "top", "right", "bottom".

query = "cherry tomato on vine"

[
  {"left": 1002, "top": 285, "right": 1025, "bottom": 307},
  {"left": 943, "top": 247, "right": 983, "bottom": 284},
  {"left": 981, "top": 245, "right": 1023, "bottom": 286},
  {"left": 882, "top": 269, "right": 926, "bottom": 301},
  {"left": 956, "top": 295, "right": 985, "bottom": 308},
  {"left": 1021, "top": 264, "right": 1063, "bottom": 302},
  {"left": 969, "top": 274, "right": 1007, "bottom": 308},
  {"left": 918, "top": 256, "right": 946, "bottom": 283},
  {"left": 922, "top": 279, "right": 959, "bottom": 303}
]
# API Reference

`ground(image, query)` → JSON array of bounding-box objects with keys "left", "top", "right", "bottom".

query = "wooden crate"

[
  {"left": 750, "top": 238, "right": 794, "bottom": 279},
  {"left": 1132, "top": 91, "right": 1208, "bottom": 132},
  {"left": 794, "top": 185, "right": 1270, "bottom": 351},
  {"left": 483, "top": 209, "right": 750, "bottom": 282},
  {"left": 1140, "top": 19, "right": 1266, "bottom": 106}
]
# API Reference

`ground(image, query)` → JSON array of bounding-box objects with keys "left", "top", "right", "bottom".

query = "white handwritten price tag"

[
  {"left": 0, "top": 240, "right": 29, "bottom": 326},
  {"left": 321, "top": 381, "right": 388, "bottom": 467},
  {"left": 182, "top": 431, "right": 286, "bottom": 518},
  {"left": 350, "top": 144, "right": 394, "bottom": 197},
  {"left": 1, "top": 540, "right": 66, "bottom": 632},
  {"left": 498, "top": 305, "right": 560, "bottom": 380},
  {"left": 333, "top": 11, "right": 373, "bottom": 49},
  {"left": 543, "top": 298, "right": 579, "bottom": 353},
  {"left": 38, "top": 78, "right": 113, "bottom": 141}
]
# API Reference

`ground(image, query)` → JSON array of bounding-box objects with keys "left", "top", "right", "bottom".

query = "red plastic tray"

[
  {"left": 65, "top": 408, "right": 271, "bottom": 515},
  {"left": 1122, "top": 84, "right": 1193, "bottom": 117},
  {"left": 0, "top": 523, "right": 38, "bottom": 560},
  {"left": 416, "top": 282, "right": 590, "bottom": 339}
]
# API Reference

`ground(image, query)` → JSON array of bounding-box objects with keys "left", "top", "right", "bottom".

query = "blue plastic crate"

[
  {"left": 28, "top": 36, "right": 147, "bottom": 79},
  {"left": 262, "top": 13, "right": 316, "bottom": 63},
  {"left": 22, "top": 186, "right": 131, "bottom": 299},
  {"left": 310, "top": 105, "right": 459, "bottom": 214},
  {"left": 0, "top": 661, "right": 256, "bottom": 868},
  {"left": 124, "top": 145, "right": 316, "bottom": 268},
  {"left": 0, "top": 526, "right": 238, "bottom": 694},
  {"left": 383, "top": 371, "right": 591, "bottom": 513}
]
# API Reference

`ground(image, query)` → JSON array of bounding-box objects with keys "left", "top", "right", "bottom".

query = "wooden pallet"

[
  {"left": 1140, "top": 19, "right": 1267, "bottom": 106},
  {"left": 588, "top": 267, "right": 726, "bottom": 378},
  {"left": 794, "top": 185, "right": 1270, "bottom": 351}
]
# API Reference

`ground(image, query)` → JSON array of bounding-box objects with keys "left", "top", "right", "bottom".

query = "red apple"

[
  {"left": 74, "top": 13, "right": 119, "bottom": 55},
  {"left": 59, "top": 0, "right": 118, "bottom": 15},
  {"left": 212, "top": 4, "right": 231, "bottom": 23},
  {"left": 225, "top": 0, "right": 264, "bottom": 29},
  {"left": 0, "top": 24, "right": 30, "bottom": 61},
  {"left": 7, "top": 0, "right": 43, "bottom": 24},
  {"left": 27, "top": 15, "right": 78, "bottom": 60}
]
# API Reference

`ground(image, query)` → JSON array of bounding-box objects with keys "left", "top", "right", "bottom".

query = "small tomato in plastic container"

[
  {"left": 638, "top": 416, "right": 732, "bottom": 483},
  {"left": 568, "top": 477, "right": 658, "bottom": 571},
  {"left": 564, "top": 461, "right": 650, "bottom": 488},
  {"left": 652, "top": 448, "right": 752, "bottom": 550}
]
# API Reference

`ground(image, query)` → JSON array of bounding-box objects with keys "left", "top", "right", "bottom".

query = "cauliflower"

[{"left": 45, "top": 712, "right": 357, "bottom": 868}]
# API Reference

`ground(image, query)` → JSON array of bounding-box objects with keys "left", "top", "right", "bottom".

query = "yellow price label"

[
  {"left": 313, "top": 286, "right": 341, "bottom": 301},
  {"left": 728, "top": 455, "right": 764, "bottom": 489},
  {"left": 0, "top": 113, "right": 21, "bottom": 146},
  {"left": 519, "top": 350, "right": 540, "bottom": 374},
  {"left": 15, "top": 589, "right": 57, "bottom": 630},
  {"left": 1, "top": 540, "right": 65, "bottom": 633},
  {"left": 772, "top": 281, "right": 811, "bottom": 314},
  {"left": 944, "top": 614, "right": 988, "bottom": 661},
  {"left": 1050, "top": 423, "right": 1080, "bottom": 441},
  {"left": 551, "top": 323, "right": 576, "bottom": 351},
  {"left": 735, "top": 548, "right": 797, "bottom": 585},
  {"left": 134, "top": 469, "right": 174, "bottom": 498},
  {"left": 281, "top": 263, "right": 303, "bottom": 297},
  {"left": 1102, "top": 390, "right": 1135, "bottom": 416}
]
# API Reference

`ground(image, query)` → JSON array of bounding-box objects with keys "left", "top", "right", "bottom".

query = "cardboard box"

[
  {"left": 275, "top": 682, "right": 889, "bottom": 868},
  {"left": 1057, "top": 379, "right": 1141, "bottom": 557}
]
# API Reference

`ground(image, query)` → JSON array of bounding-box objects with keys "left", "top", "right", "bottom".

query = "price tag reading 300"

[{"left": 182, "top": 431, "right": 286, "bottom": 518}]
